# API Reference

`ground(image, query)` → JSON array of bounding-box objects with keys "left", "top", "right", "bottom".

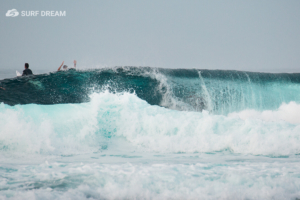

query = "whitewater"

[{"left": 0, "top": 67, "right": 300, "bottom": 199}]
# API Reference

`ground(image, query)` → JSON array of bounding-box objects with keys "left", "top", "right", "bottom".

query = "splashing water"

[{"left": 0, "top": 67, "right": 300, "bottom": 199}]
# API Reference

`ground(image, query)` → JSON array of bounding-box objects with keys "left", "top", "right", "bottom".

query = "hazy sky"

[{"left": 1, "top": 0, "right": 300, "bottom": 73}]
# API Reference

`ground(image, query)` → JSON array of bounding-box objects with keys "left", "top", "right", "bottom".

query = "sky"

[{"left": 1, "top": 0, "right": 300, "bottom": 73}]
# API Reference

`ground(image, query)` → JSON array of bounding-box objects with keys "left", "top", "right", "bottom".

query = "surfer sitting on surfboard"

[
  {"left": 22, "top": 63, "right": 33, "bottom": 76},
  {"left": 58, "top": 60, "right": 76, "bottom": 71}
]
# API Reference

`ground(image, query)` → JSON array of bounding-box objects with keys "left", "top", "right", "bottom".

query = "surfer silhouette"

[
  {"left": 22, "top": 63, "right": 33, "bottom": 76},
  {"left": 58, "top": 60, "right": 77, "bottom": 71}
]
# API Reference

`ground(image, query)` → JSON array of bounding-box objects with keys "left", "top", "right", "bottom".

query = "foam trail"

[{"left": 1, "top": 160, "right": 300, "bottom": 200}]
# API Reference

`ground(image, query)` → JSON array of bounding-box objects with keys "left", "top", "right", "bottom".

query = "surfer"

[
  {"left": 22, "top": 63, "right": 33, "bottom": 76},
  {"left": 58, "top": 60, "right": 77, "bottom": 71}
]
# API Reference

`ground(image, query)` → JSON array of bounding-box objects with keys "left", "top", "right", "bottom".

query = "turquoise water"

[{"left": 0, "top": 67, "right": 300, "bottom": 199}]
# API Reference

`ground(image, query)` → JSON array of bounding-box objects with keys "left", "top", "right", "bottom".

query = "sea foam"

[{"left": 0, "top": 92, "right": 299, "bottom": 157}]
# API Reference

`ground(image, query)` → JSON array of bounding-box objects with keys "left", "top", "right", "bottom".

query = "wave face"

[{"left": 1, "top": 67, "right": 300, "bottom": 114}]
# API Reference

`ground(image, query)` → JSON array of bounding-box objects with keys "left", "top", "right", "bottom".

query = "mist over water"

[{"left": 0, "top": 67, "right": 300, "bottom": 199}]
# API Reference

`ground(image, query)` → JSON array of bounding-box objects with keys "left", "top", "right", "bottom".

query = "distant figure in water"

[
  {"left": 58, "top": 60, "right": 77, "bottom": 71},
  {"left": 22, "top": 63, "right": 33, "bottom": 76}
]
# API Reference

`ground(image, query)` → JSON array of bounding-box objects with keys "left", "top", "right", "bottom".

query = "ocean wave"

[{"left": 0, "top": 67, "right": 300, "bottom": 114}]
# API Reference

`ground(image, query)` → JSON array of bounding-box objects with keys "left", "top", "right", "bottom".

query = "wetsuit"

[{"left": 22, "top": 68, "right": 33, "bottom": 76}]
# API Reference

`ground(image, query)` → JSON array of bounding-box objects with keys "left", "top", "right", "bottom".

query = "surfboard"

[{"left": 16, "top": 70, "right": 22, "bottom": 77}]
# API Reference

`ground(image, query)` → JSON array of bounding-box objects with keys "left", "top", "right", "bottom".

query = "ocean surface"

[{"left": 0, "top": 67, "right": 300, "bottom": 199}]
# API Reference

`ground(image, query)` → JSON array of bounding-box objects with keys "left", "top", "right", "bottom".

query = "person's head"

[
  {"left": 25, "top": 63, "right": 29, "bottom": 69},
  {"left": 63, "top": 65, "right": 68, "bottom": 70}
]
